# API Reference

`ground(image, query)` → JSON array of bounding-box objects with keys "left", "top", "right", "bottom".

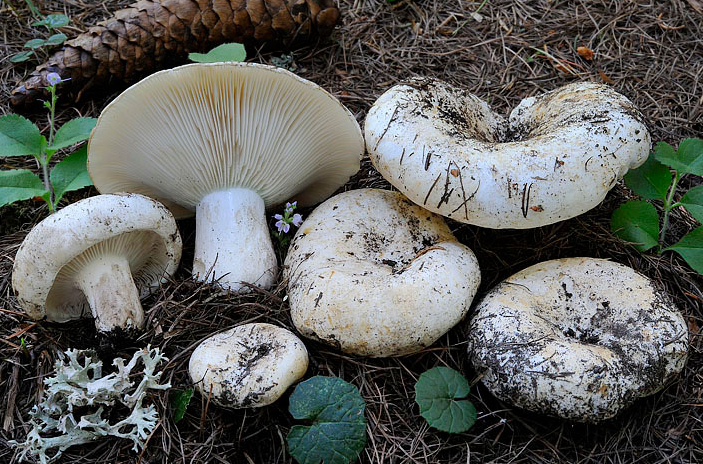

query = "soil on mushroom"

[{"left": 1, "top": 1, "right": 702, "bottom": 463}]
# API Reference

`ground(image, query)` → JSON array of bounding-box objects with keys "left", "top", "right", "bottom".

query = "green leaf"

[
  {"left": 0, "top": 169, "right": 48, "bottom": 207},
  {"left": 171, "top": 389, "right": 193, "bottom": 423},
  {"left": 48, "top": 117, "right": 97, "bottom": 151},
  {"left": 32, "top": 14, "right": 70, "bottom": 29},
  {"left": 679, "top": 185, "right": 703, "bottom": 224},
  {"left": 624, "top": 154, "right": 672, "bottom": 200},
  {"left": 0, "top": 114, "right": 43, "bottom": 157},
  {"left": 611, "top": 200, "right": 660, "bottom": 252},
  {"left": 45, "top": 33, "right": 67, "bottom": 46},
  {"left": 414, "top": 367, "right": 477, "bottom": 434},
  {"left": 189, "top": 43, "right": 246, "bottom": 63},
  {"left": 24, "top": 38, "right": 47, "bottom": 49},
  {"left": 655, "top": 139, "right": 703, "bottom": 175},
  {"left": 50, "top": 146, "right": 92, "bottom": 204},
  {"left": 665, "top": 227, "right": 703, "bottom": 274},
  {"left": 287, "top": 376, "right": 366, "bottom": 464},
  {"left": 10, "top": 50, "right": 34, "bottom": 62}
]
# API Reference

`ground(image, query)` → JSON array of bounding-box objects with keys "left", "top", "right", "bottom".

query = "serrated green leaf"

[
  {"left": 611, "top": 200, "right": 660, "bottom": 252},
  {"left": 0, "top": 169, "right": 48, "bottom": 207},
  {"left": 189, "top": 43, "right": 246, "bottom": 63},
  {"left": 624, "top": 154, "right": 672, "bottom": 200},
  {"left": 0, "top": 114, "right": 43, "bottom": 157},
  {"left": 10, "top": 50, "right": 33, "bottom": 63},
  {"left": 45, "top": 33, "right": 67, "bottom": 46},
  {"left": 679, "top": 185, "right": 703, "bottom": 224},
  {"left": 32, "top": 14, "right": 70, "bottom": 29},
  {"left": 414, "top": 367, "right": 477, "bottom": 434},
  {"left": 171, "top": 389, "right": 193, "bottom": 423},
  {"left": 665, "top": 227, "right": 703, "bottom": 274},
  {"left": 50, "top": 146, "right": 92, "bottom": 204},
  {"left": 287, "top": 376, "right": 366, "bottom": 464},
  {"left": 24, "top": 38, "right": 47, "bottom": 49},
  {"left": 48, "top": 117, "right": 97, "bottom": 151},
  {"left": 655, "top": 139, "right": 703, "bottom": 175}
]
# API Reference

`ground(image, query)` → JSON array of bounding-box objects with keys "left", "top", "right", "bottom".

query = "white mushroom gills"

[{"left": 193, "top": 189, "right": 276, "bottom": 290}]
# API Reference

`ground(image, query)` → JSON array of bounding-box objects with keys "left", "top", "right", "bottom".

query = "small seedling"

[
  {"left": 189, "top": 43, "right": 246, "bottom": 63},
  {"left": 287, "top": 376, "right": 366, "bottom": 464},
  {"left": 611, "top": 138, "right": 703, "bottom": 273},
  {"left": 11, "top": 1, "right": 69, "bottom": 63},
  {"left": 271, "top": 201, "right": 304, "bottom": 249},
  {"left": 0, "top": 73, "right": 96, "bottom": 212},
  {"left": 414, "top": 366, "right": 477, "bottom": 433}
]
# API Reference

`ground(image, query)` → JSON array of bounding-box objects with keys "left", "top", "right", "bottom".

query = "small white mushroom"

[
  {"left": 188, "top": 323, "right": 308, "bottom": 408},
  {"left": 284, "top": 188, "right": 481, "bottom": 357},
  {"left": 88, "top": 62, "right": 364, "bottom": 292},
  {"left": 12, "top": 193, "right": 182, "bottom": 333},
  {"left": 468, "top": 257, "right": 688, "bottom": 422},
  {"left": 365, "top": 80, "right": 650, "bottom": 228}
]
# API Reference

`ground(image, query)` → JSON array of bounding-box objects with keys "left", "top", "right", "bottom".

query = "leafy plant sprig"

[
  {"left": 414, "top": 366, "right": 477, "bottom": 433},
  {"left": 188, "top": 43, "right": 246, "bottom": 63},
  {"left": 611, "top": 138, "right": 703, "bottom": 273},
  {"left": 0, "top": 73, "right": 96, "bottom": 213},
  {"left": 11, "top": 0, "right": 69, "bottom": 63}
]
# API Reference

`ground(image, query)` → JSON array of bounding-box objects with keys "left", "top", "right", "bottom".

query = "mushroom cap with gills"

[
  {"left": 88, "top": 62, "right": 364, "bottom": 291},
  {"left": 364, "top": 80, "right": 650, "bottom": 229},
  {"left": 12, "top": 193, "right": 182, "bottom": 333}
]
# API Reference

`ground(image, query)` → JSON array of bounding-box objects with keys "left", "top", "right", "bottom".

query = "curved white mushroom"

[
  {"left": 365, "top": 80, "right": 650, "bottom": 228},
  {"left": 468, "top": 257, "right": 688, "bottom": 422},
  {"left": 284, "top": 188, "right": 481, "bottom": 357},
  {"left": 12, "top": 193, "right": 182, "bottom": 333},
  {"left": 188, "top": 323, "right": 308, "bottom": 408},
  {"left": 88, "top": 62, "right": 364, "bottom": 292}
]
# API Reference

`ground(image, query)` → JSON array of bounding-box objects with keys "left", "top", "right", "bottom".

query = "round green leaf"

[
  {"left": 0, "top": 114, "right": 43, "bottom": 157},
  {"left": 665, "top": 227, "right": 703, "bottom": 274},
  {"left": 24, "top": 38, "right": 47, "bottom": 49},
  {"left": 10, "top": 50, "right": 34, "bottom": 63},
  {"left": 624, "top": 154, "right": 672, "bottom": 200},
  {"left": 611, "top": 200, "right": 660, "bottom": 252},
  {"left": 45, "top": 33, "right": 67, "bottom": 46},
  {"left": 189, "top": 43, "right": 246, "bottom": 63},
  {"left": 679, "top": 185, "right": 703, "bottom": 224},
  {"left": 287, "top": 376, "right": 366, "bottom": 464},
  {"left": 414, "top": 367, "right": 477, "bottom": 434},
  {"left": 33, "top": 14, "right": 70, "bottom": 29},
  {"left": 0, "top": 169, "right": 48, "bottom": 207}
]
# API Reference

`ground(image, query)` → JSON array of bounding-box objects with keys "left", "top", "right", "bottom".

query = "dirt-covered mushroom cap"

[
  {"left": 12, "top": 193, "right": 182, "bottom": 333},
  {"left": 365, "top": 80, "right": 650, "bottom": 229},
  {"left": 88, "top": 62, "right": 363, "bottom": 292},
  {"left": 284, "top": 188, "right": 481, "bottom": 357},
  {"left": 468, "top": 257, "right": 688, "bottom": 422},
  {"left": 188, "top": 323, "right": 308, "bottom": 408}
]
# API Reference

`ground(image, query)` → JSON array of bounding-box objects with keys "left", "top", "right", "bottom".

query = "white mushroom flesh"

[
  {"left": 188, "top": 323, "right": 308, "bottom": 408},
  {"left": 365, "top": 80, "right": 650, "bottom": 228},
  {"left": 468, "top": 257, "right": 688, "bottom": 422},
  {"left": 285, "top": 188, "right": 481, "bottom": 357}
]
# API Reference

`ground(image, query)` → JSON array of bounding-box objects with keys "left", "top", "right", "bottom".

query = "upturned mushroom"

[
  {"left": 189, "top": 323, "right": 308, "bottom": 408},
  {"left": 468, "top": 257, "right": 688, "bottom": 422},
  {"left": 365, "top": 80, "right": 650, "bottom": 228},
  {"left": 12, "top": 193, "right": 182, "bottom": 333},
  {"left": 88, "top": 62, "right": 364, "bottom": 291},
  {"left": 284, "top": 188, "right": 481, "bottom": 357}
]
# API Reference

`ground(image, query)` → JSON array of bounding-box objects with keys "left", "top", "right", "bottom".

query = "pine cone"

[{"left": 10, "top": 0, "right": 340, "bottom": 107}]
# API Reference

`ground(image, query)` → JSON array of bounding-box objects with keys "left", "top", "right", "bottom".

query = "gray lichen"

[{"left": 10, "top": 346, "right": 170, "bottom": 463}]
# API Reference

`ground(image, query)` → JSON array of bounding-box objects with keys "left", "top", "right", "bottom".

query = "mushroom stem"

[
  {"left": 74, "top": 254, "right": 144, "bottom": 332},
  {"left": 193, "top": 188, "right": 277, "bottom": 291}
]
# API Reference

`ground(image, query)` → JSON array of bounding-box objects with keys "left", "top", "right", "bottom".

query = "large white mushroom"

[
  {"left": 12, "top": 193, "right": 182, "bottom": 333},
  {"left": 88, "top": 62, "right": 364, "bottom": 292},
  {"left": 188, "top": 323, "right": 308, "bottom": 408},
  {"left": 284, "top": 188, "right": 481, "bottom": 357},
  {"left": 468, "top": 257, "right": 688, "bottom": 422},
  {"left": 365, "top": 80, "right": 650, "bottom": 228}
]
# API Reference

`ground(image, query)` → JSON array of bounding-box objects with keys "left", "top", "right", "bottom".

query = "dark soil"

[{"left": 1, "top": 0, "right": 702, "bottom": 463}]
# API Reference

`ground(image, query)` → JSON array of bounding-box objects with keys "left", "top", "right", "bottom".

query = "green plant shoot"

[
  {"left": 11, "top": 1, "right": 69, "bottom": 63},
  {"left": 611, "top": 138, "right": 703, "bottom": 273},
  {"left": 0, "top": 73, "right": 95, "bottom": 213}
]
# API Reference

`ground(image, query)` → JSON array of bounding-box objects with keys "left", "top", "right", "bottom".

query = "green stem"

[
  {"left": 42, "top": 84, "right": 58, "bottom": 212},
  {"left": 658, "top": 171, "right": 681, "bottom": 254}
]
